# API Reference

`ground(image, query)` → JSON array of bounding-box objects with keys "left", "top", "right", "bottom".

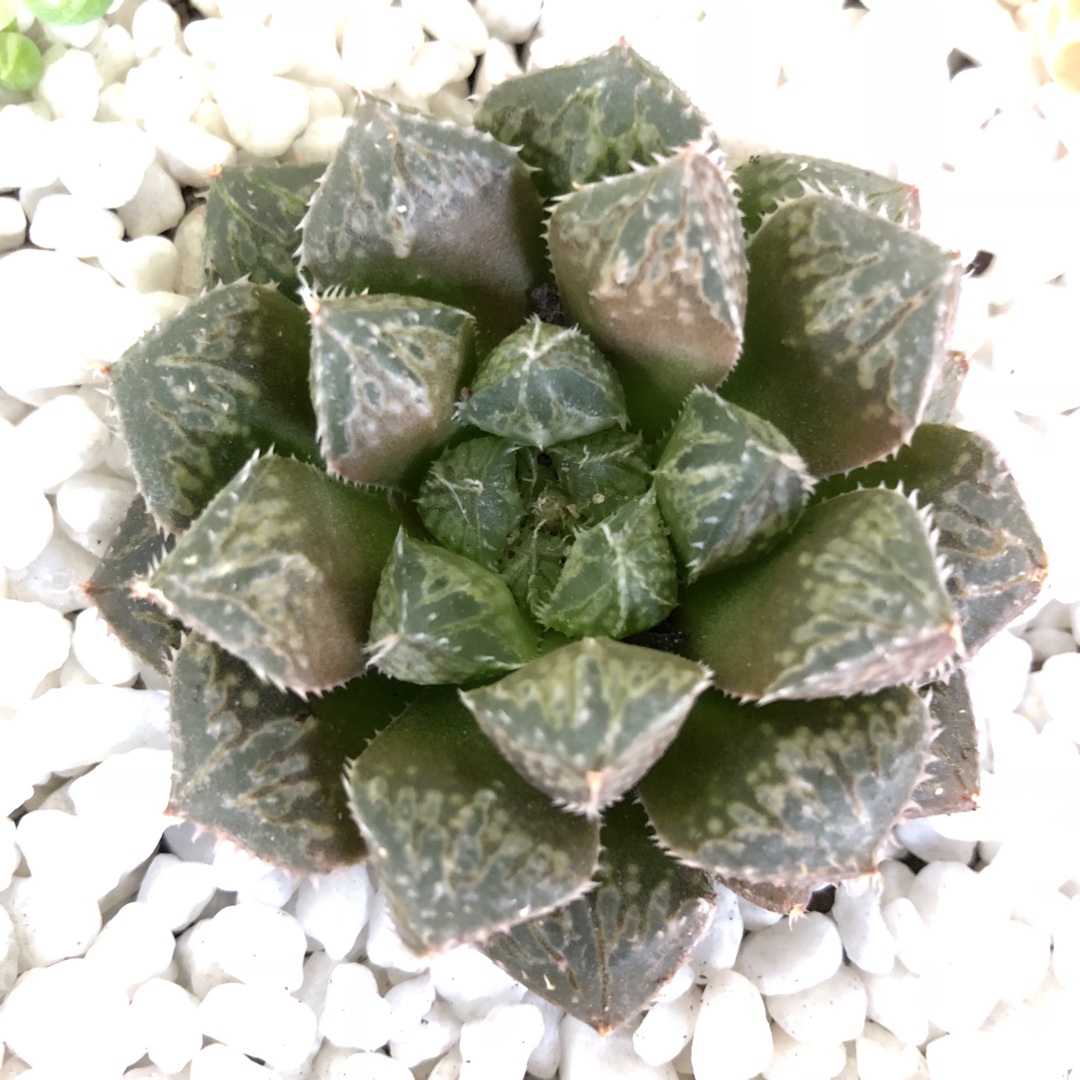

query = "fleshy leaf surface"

[
  {"left": 367, "top": 532, "right": 537, "bottom": 685},
  {"left": 146, "top": 453, "right": 401, "bottom": 694},
  {"left": 546, "top": 428, "right": 652, "bottom": 525},
  {"left": 309, "top": 292, "right": 476, "bottom": 488},
  {"left": 456, "top": 318, "right": 627, "bottom": 449},
  {"left": 110, "top": 281, "right": 319, "bottom": 534},
  {"left": 910, "top": 670, "right": 979, "bottom": 817},
  {"left": 638, "top": 686, "right": 933, "bottom": 890},
  {"left": 481, "top": 796, "right": 714, "bottom": 1032},
  {"left": 345, "top": 687, "right": 601, "bottom": 955},
  {"left": 677, "top": 487, "right": 960, "bottom": 702},
  {"left": 719, "top": 193, "right": 961, "bottom": 477},
  {"left": 474, "top": 42, "right": 708, "bottom": 199},
  {"left": 654, "top": 387, "right": 812, "bottom": 580},
  {"left": 922, "top": 350, "right": 969, "bottom": 424},
  {"left": 170, "top": 633, "right": 416, "bottom": 875},
  {"left": 460, "top": 637, "right": 710, "bottom": 817}
]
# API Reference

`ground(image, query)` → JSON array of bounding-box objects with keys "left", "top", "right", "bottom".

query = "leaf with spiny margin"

[
  {"left": 654, "top": 388, "right": 812, "bottom": 581},
  {"left": 638, "top": 686, "right": 933, "bottom": 892},
  {"left": 83, "top": 494, "right": 181, "bottom": 674},
  {"left": 170, "top": 633, "right": 418, "bottom": 875},
  {"left": 733, "top": 152, "right": 920, "bottom": 237},
  {"left": 909, "top": 670, "right": 979, "bottom": 817},
  {"left": 500, "top": 518, "right": 571, "bottom": 623},
  {"left": 300, "top": 96, "right": 547, "bottom": 349},
  {"left": 456, "top": 318, "right": 627, "bottom": 449},
  {"left": 110, "top": 281, "right": 319, "bottom": 534},
  {"left": 460, "top": 637, "right": 710, "bottom": 817},
  {"left": 922, "top": 350, "right": 969, "bottom": 424},
  {"left": 546, "top": 428, "right": 652, "bottom": 526},
  {"left": 309, "top": 293, "right": 476, "bottom": 488},
  {"left": 546, "top": 139, "right": 747, "bottom": 433},
  {"left": 345, "top": 687, "right": 601, "bottom": 955},
  {"left": 367, "top": 532, "right": 537, "bottom": 685},
  {"left": 481, "top": 796, "right": 714, "bottom": 1033},
  {"left": 474, "top": 42, "right": 708, "bottom": 200},
  {"left": 541, "top": 490, "right": 677, "bottom": 640},
  {"left": 146, "top": 453, "right": 401, "bottom": 694},
  {"left": 417, "top": 435, "right": 524, "bottom": 569},
  {"left": 677, "top": 487, "right": 960, "bottom": 702},
  {"left": 717, "top": 875, "right": 818, "bottom": 917},
  {"left": 203, "top": 162, "right": 324, "bottom": 302},
  {"left": 718, "top": 193, "right": 961, "bottom": 478},
  {"left": 810, "top": 424, "right": 1048, "bottom": 655}
]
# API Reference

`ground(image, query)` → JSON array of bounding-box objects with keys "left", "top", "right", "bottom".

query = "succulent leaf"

[
  {"left": 546, "top": 428, "right": 652, "bottom": 525},
  {"left": 147, "top": 453, "right": 401, "bottom": 694},
  {"left": 922, "top": 349, "right": 969, "bottom": 424},
  {"left": 481, "top": 796, "right": 714, "bottom": 1032},
  {"left": 460, "top": 636, "right": 710, "bottom": 817},
  {"left": 456, "top": 318, "right": 627, "bottom": 449},
  {"left": 717, "top": 875, "right": 818, "bottom": 917},
  {"left": 719, "top": 193, "right": 962, "bottom": 477},
  {"left": 638, "top": 686, "right": 933, "bottom": 890},
  {"left": 300, "top": 96, "right": 547, "bottom": 348},
  {"left": 417, "top": 435, "right": 524, "bottom": 569},
  {"left": 677, "top": 487, "right": 961, "bottom": 702},
  {"left": 734, "top": 152, "right": 920, "bottom": 237},
  {"left": 345, "top": 687, "right": 601, "bottom": 955},
  {"left": 541, "top": 489, "right": 678, "bottom": 640},
  {"left": 170, "top": 633, "right": 417, "bottom": 875},
  {"left": 203, "top": 162, "right": 324, "bottom": 302},
  {"left": 308, "top": 292, "right": 476, "bottom": 488},
  {"left": 474, "top": 42, "right": 708, "bottom": 199},
  {"left": 110, "top": 281, "right": 319, "bottom": 534},
  {"left": 547, "top": 139, "right": 748, "bottom": 432},
  {"left": 910, "top": 670, "right": 979, "bottom": 817},
  {"left": 367, "top": 531, "right": 537, "bottom": 685},
  {"left": 654, "top": 387, "right": 812, "bottom": 580}
]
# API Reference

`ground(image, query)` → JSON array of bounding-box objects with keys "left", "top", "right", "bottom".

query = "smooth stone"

[{"left": 735, "top": 913, "right": 843, "bottom": 996}]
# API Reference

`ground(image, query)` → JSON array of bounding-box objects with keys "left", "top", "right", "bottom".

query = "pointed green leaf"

[
  {"left": 170, "top": 633, "right": 417, "bottom": 875},
  {"left": 654, "top": 388, "right": 812, "bottom": 580},
  {"left": 717, "top": 875, "right": 818, "bottom": 917},
  {"left": 460, "top": 637, "right": 710, "bottom": 817},
  {"left": 110, "top": 281, "right": 319, "bottom": 534},
  {"left": 638, "top": 686, "right": 933, "bottom": 891},
  {"left": 300, "top": 96, "right": 547, "bottom": 348},
  {"left": 345, "top": 687, "right": 601, "bottom": 955},
  {"left": 677, "top": 488, "right": 960, "bottom": 702},
  {"left": 922, "top": 350, "right": 969, "bottom": 424},
  {"left": 734, "top": 152, "right": 920, "bottom": 237},
  {"left": 500, "top": 517, "right": 571, "bottom": 623},
  {"left": 542, "top": 489, "right": 677, "bottom": 640},
  {"left": 547, "top": 140, "right": 748, "bottom": 432},
  {"left": 910, "top": 670, "right": 979, "bottom": 817},
  {"left": 146, "top": 453, "right": 401, "bottom": 694},
  {"left": 203, "top": 162, "right": 324, "bottom": 302},
  {"left": 417, "top": 435, "right": 524, "bottom": 569},
  {"left": 546, "top": 428, "right": 652, "bottom": 526},
  {"left": 474, "top": 42, "right": 709, "bottom": 199},
  {"left": 309, "top": 293, "right": 476, "bottom": 488},
  {"left": 83, "top": 494, "right": 182, "bottom": 675},
  {"left": 719, "top": 193, "right": 962, "bottom": 477},
  {"left": 481, "top": 797, "right": 714, "bottom": 1033},
  {"left": 456, "top": 319, "right": 627, "bottom": 449},
  {"left": 367, "top": 532, "right": 537, "bottom": 685}
]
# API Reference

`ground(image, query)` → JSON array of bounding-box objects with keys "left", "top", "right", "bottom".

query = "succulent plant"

[{"left": 100, "top": 44, "right": 1047, "bottom": 1031}]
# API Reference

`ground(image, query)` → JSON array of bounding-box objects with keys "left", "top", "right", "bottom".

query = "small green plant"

[
  {"left": 0, "top": 0, "right": 110, "bottom": 92},
  {"left": 98, "top": 45, "right": 1046, "bottom": 1031}
]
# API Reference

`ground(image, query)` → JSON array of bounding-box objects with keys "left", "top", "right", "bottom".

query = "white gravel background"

[{"left": 2, "top": 1, "right": 1080, "bottom": 1078}]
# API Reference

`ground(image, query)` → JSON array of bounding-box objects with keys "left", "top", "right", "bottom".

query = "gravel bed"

[{"left": 2, "top": 1, "right": 1080, "bottom": 1078}]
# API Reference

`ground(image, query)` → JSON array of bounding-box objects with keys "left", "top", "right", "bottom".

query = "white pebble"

[
  {"left": 831, "top": 876, "right": 897, "bottom": 975},
  {"left": 308, "top": 85, "right": 344, "bottom": 122},
  {"left": 290, "top": 116, "right": 352, "bottom": 164},
  {"left": 0, "top": 477, "right": 54, "bottom": 572},
  {"left": 765, "top": 962, "right": 867, "bottom": 1045},
  {"left": 520, "top": 991, "right": 562, "bottom": 1080},
  {"left": 205, "top": 902, "right": 307, "bottom": 991},
  {"left": 854, "top": 1020, "right": 929, "bottom": 1080},
  {"left": 473, "top": 0, "right": 542, "bottom": 43},
  {"left": 861, "top": 964, "right": 930, "bottom": 1046},
  {"left": 197, "top": 981, "right": 319, "bottom": 1072},
  {"left": 115, "top": 160, "right": 186, "bottom": 239},
  {"left": 96, "top": 80, "right": 142, "bottom": 125},
  {"left": 894, "top": 815, "right": 979, "bottom": 866},
  {"left": 735, "top": 913, "right": 843, "bottom": 996},
  {"left": 236, "top": 863, "right": 298, "bottom": 908},
  {"left": 15, "top": 808, "right": 122, "bottom": 900},
  {"left": 130, "top": 977, "right": 202, "bottom": 1074},
  {"left": 402, "top": 0, "right": 489, "bottom": 53},
  {"left": 691, "top": 884, "right": 744, "bottom": 980},
  {"left": 963, "top": 626, "right": 1034, "bottom": 719},
  {"left": 55, "top": 119, "right": 157, "bottom": 209},
  {"left": 0, "top": 106, "right": 60, "bottom": 192},
  {"left": 96, "top": 235, "right": 178, "bottom": 293},
  {"left": 1051, "top": 893, "right": 1080, "bottom": 987},
  {"left": 320, "top": 962, "right": 392, "bottom": 1050},
  {"left": 295, "top": 863, "right": 373, "bottom": 960},
  {"left": 380, "top": 973, "right": 433, "bottom": 1043},
  {"left": 762, "top": 1027, "right": 847, "bottom": 1080},
  {"left": 397, "top": 40, "right": 477, "bottom": 99},
  {"left": 1036, "top": 652, "right": 1080, "bottom": 740},
  {"left": 189, "top": 1041, "right": 280, "bottom": 1079},
  {"left": 336, "top": 1052, "right": 417, "bottom": 1080},
  {"left": 737, "top": 895, "right": 785, "bottom": 932},
  {"left": 692, "top": 970, "right": 773, "bottom": 1080},
  {"left": 880, "top": 898, "right": 930, "bottom": 975},
  {"left": 459, "top": 1003, "right": 543, "bottom": 1080},
  {"left": 0, "top": 600, "right": 70, "bottom": 707},
  {"left": 173, "top": 918, "right": 232, "bottom": 1000},
  {"left": 633, "top": 984, "right": 700, "bottom": 1066},
  {"left": 1, "top": 906, "right": 16, "bottom": 999},
  {"left": 57, "top": 470, "right": 134, "bottom": 549},
  {"left": 212, "top": 68, "right": 310, "bottom": 157},
  {"left": 0, "top": 818, "right": 17, "bottom": 892},
  {"left": 993, "top": 918, "right": 1051, "bottom": 1002},
  {"left": 4, "top": 530, "right": 94, "bottom": 613},
  {"left": 88, "top": 23, "right": 136, "bottom": 85},
  {"left": 1020, "top": 626, "right": 1077, "bottom": 663},
  {"left": 70, "top": 605, "right": 141, "bottom": 685},
  {"left": 364, "top": 890, "right": 428, "bottom": 976},
  {"left": 429, "top": 945, "right": 525, "bottom": 1022},
  {"left": 149, "top": 119, "right": 238, "bottom": 187},
  {"left": 473, "top": 38, "right": 522, "bottom": 96},
  {"left": 28, "top": 193, "right": 124, "bottom": 258},
  {"left": 340, "top": 6, "right": 424, "bottom": 91},
  {"left": 84, "top": 901, "right": 176, "bottom": 995},
  {"left": 131, "top": 0, "right": 182, "bottom": 59},
  {"left": 560, "top": 1014, "right": 679, "bottom": 1080},
  {"left": 38, "top": 49, "right": 104, "bottom": 122},
  {"left": 126, "top": 47, "right": 211, "bottom": 126},
  {"left": 0, "top": 196, "right": 26, "bottom": 253},
  {"left": 389, "top": 999, "right": 462, "bottom": 1068},
  {"left": 0, "top": 875, "right": 102, "bottom": 970},
  {"left": 137, "top": 853, "right": 217, "bottom": 932}
]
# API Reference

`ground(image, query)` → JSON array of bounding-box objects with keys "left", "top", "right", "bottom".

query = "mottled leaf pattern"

[
  {"left": 677, "top": 488, "right": 960, "bottom": 701},
  {"left": 922, "top": 350, "right": 969, "bottom": 424},
  {"left": 110, "top": 282, "right": 319, "bottom": 534},
  {"left": 367, "top": 532, "right": 537, "bottom": 685},
  {"left": 309, "top": 293, "right": 476, "bottom": 487},
  {"left": 719, "top": 194, "right": 961, "bottom": 477},
  {"left": 542, "top": 490, "right": 678, "bottom": 640},
  {"left": 910, "top": 670, "right": 979, "bottom": 817},
  {"left": 654, "top": 388, "right": 812, "bottom": 580},
  {"left": 456, "top": 318, "right": 627, "bottom": 448},
  {"left": 482, "top": 797, "right": 714, "bottom": 1032},
  {"left": 546, "top": 428, "right": 652, "bottom": 525},
  {"left": 461, "top": 637, "right": 710, "bottom": 817},
  {"left": 345, "top": 688, "right": 601, "bottom": 955},
  {"left": 147, "top": 454, "right": 401, "bottom": 694},
  {"left": 639, "top": 687, "right": 933, "bottom": 890}
]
